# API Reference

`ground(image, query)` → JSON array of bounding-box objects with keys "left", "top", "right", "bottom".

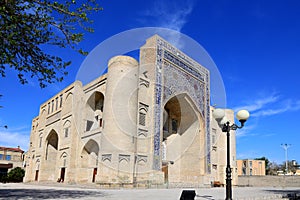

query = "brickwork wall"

[{"left": 238, "top": 176, "right": 300, "bottom": 187}]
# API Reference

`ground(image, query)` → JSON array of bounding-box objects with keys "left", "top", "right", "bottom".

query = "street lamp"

[
  {"left": 281, "top": 144, "right": 291, "bottom": 174},
  {"left": 213, "top": 108, "right": 250, "bottom": 200}
]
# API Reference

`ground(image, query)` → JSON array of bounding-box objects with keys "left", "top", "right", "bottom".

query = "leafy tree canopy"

[
  {"left": 7, "top": 167, "right": 25, "bottom": 182},
  {"left": 0, "top": 0, "right": 102, "bottom": 88}
]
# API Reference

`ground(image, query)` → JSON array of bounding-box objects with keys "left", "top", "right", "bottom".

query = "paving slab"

[{"left": 0, "top": 183, "right": 299, "bottom": 200}]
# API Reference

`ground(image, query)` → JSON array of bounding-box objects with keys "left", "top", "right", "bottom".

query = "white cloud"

[
  {"left": 141, "top": 0, "right": 195, "bottom": 48},
  {"left": 235, "top": 124, "right": 256, "bottom": 137},
  {"left": 0, "top": 126, "right": 30, "bottom": 151},
  {"left": 233, "top": 93, "right": 300, "bottom": 139},
  {"left": 233, "top": 94, "right": 279, "bottom": 112},
  {"left": 154, "top": 2, "right": 193, "bottom": 32},
  {"left": 233, "top": 94, "right": 300, "bottom": 118},
  {"left": 251, "top": 99, "right": 300, "bottom": 117}
]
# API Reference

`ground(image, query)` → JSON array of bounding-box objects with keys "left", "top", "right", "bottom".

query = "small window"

[
  {"left": 172, "top": 119, "right": 178, "bottom": 132},
  {"left": 55, "top": 97, "right": 59, "bottom": 110},
  {"left": 39, "top": 136, "right": 42, "bottom": 148},
  {"left": 64, "top": 128, "right": 69, "bottom": 138},
  {"left": 48, "top": 102, "right": 50, "bottom": 114},
  {"left": 0, "top": 154, "right": 3, "bottom": 160},
  {"left": 6, "top": 155, "right": 11, "bottom": 161},
  {"left": 212, "top": 134, "right": 216, "bottom": 144},
  {"left": 99, "top": 118, "right": 103, "bottom": 127},
  {"left": 63, "top": 120, "right": 71, "bottom": 136},
  {"left": 60, "top": 94, "right": 63, "bottom": 108},
  {"left": 212, "top": 128, "right": 217, "bottom": 144},
  {"left": 138, "top": 102, "right": 148, "bottom": 126},
  {"left": 242, "top": 167, "right": 246, "bottom": 175},
  {"left": 243, "top": 161, "right": 247, "bottom": 167},
  {"left": 86, "top": 120, "right": 93, "bottom": 131},
  {"left": 139, "top": 113, "right": 146, "bottom": 126},
  {"left": 51, "top": 100, "right": 54, "bottom": 113}
]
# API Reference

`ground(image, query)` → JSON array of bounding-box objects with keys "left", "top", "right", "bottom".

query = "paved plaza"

[{"left": 0, "top": 183, "right": 299, "bottom": 200}]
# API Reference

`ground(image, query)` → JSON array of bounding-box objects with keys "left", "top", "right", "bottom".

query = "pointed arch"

[
  {"left": 35, "top": 159, "right": 40, "bottom": 170},
  {"left": 85, "top": 91, "right": 105, "bottom": 131},
  {"left": 63, "top": 120, "right": 71, "bottom": 138},
  {"left": 60, "top": 152, "right": 68, "bottom": 159},
  {"left": 45, "top": 129, "right": 59, "bottom": 160},
  {"left": 80, "top": 139, "right": 100, "bottom": 169},
  {"left": 59, "top": 152, "right": 68, "bottom": 168},
  {"left": 161, "top": 92, "right": 205, "bottom": 183},
  {"left": 65, "top": 92, "right": 73, "bottom": 101},
  {"left": 82, "top": 139, "right": 100, "bottom": 155},
  {"left": 163, "top": 92, "right": 200, "bottom": 137}
]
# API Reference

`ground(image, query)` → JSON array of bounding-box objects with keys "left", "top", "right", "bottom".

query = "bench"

[{"left": 212, "top": 181, "right": 224, "bottom": 187}]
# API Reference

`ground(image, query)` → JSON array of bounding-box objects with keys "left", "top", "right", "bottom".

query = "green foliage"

[
  {"left": 280, "top": 160, "right": 299, "bottom": 174},
  {"left": 7, "top": 167, "right": 25, "bottom": 182},
  {"left": 268, "top": 161, "right": 280, "bottom": 175},
  {"left": 255, "top": 156, "right": 300, "bottom": 175},
  {"left": 0, "top": 0, "right": 102, "bottom": 88}
]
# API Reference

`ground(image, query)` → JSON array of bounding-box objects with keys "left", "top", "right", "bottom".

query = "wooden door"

[
  {"left": 60, "top": 168, "right": 65, "bottom": 182},
  {"left": 35, "top": 170, "right": 39, "bottom": 181},
  {"left": 162, "top": 165, "right": 168, "bottom": 183},
  {"left": 92, "top": 168, "right": 97, "bottom": 183}
]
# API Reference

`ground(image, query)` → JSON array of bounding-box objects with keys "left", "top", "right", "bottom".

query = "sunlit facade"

[{"left": 24, "top": 35, "right": 237, "bottom": 187}]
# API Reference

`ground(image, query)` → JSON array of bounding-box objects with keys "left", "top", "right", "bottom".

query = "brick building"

[
  {"left": 0, "top": 146, "right": 25, "bottom": 177},
  {"left": 24, "top": 35, "right": 237, "bottom": 187}
]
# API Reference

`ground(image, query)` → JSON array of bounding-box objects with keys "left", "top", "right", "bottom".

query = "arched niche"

[
  {"left": 161, "top": 93, "right": 204, "bottom": 183},
  {"left": 85, "top": 91, "right": 105, "bottom": 131},
  {"left": 45, "top": 130, "right": 59, "bottom": 160},
  {"left": 81, "top": 139, "right": 100, "bottom": 168},
  {"left": 163, "top": 93, "right": 199, "bottom": 138}
]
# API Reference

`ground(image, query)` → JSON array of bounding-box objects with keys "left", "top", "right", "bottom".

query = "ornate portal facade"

[{"left": 24, "top": 35, "right": 237, "bottom": 187}]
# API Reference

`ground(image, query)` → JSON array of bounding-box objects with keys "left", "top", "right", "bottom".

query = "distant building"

[
  {"left": 24, "top": 35, "right": 238, "bottom": 187},
  {"left": 237, "top": 159, "right": 265, "bottom": 176},
  {"left": 0, "top": 146, "right": 25, "bottom": 177}
]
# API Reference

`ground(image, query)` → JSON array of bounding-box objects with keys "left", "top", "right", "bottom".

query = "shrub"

[{"left": 7, "top": 167, "right": 25, "bottom": 182}]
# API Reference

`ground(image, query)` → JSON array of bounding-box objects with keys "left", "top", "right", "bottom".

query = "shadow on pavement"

[
  {"left": 0, "top": 188, "right": 106, "bottom": 199},
  {"left": 196, "top": 194, "right": 214, "bottom": 200},
  {"left": 265, "top": 189, "right": 300, "bottom": 200}
]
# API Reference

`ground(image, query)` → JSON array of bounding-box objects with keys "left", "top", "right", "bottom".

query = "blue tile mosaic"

[{"left": 153, "top": 37, "right": 211, "bottom": 172}]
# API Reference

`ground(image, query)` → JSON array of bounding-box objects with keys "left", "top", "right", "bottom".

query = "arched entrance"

[
  {"left": 162, "top": 93, "right": 205, "bottom": 183},
  {"left": 45, "top": 130, "right": 59, "bottom": 181},
  {"left": 80, "top": 139, "right": 100, "bottom": 183}
]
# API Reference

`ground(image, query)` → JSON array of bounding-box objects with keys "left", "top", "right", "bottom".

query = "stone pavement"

[{"left": 0, "top": 183, "right": 299, "bottom": 200}]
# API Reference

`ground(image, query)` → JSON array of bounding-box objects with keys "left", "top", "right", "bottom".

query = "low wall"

[{"left": 238, "top": 175, "right": 300, "bottom": 187}]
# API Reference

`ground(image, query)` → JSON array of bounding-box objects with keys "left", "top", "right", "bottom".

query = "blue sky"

[{"left": 1, "top": 0, "right": 300, "bottom": 165}]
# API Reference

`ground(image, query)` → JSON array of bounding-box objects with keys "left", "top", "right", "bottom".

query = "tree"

[
  {"left": 268, "top": 161, "right": 280, "bottom": 175},
  {"left": 280, "top": 160, "right": 299, "bottom": 174},
  {"left": 1, "top": 0, "right": 102, "bottom": 88},
  {"left": 7, "top": 167, "right": 25, "bottom": 182}
]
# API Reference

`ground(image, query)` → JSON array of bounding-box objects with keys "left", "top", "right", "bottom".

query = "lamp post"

[
  {"left": 281, "top": 144, "right": 291, "bottom": 174},
  {"left": 213, "top": 108, "right": 250, "bottom": 200}
]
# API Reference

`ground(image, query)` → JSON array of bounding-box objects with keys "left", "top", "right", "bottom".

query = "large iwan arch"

[
  {"left": 162, "top": 93, "right": 205, "bottom": 183},
  {"left": 44, "top": 129, "right": 59, "bottom": 181}
]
